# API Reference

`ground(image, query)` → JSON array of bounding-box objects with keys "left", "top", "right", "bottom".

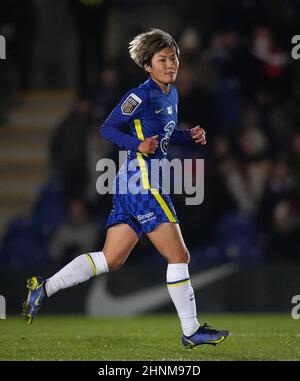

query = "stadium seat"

[
  {"left": 32, "top": 176, "right": 66, "bottom": 248},
  {"left": 0, "top": 217, "right": 47, "bottom": 267}
]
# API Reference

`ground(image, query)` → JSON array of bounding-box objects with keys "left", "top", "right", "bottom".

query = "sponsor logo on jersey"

[
  {"left": 121, "top": 93, "right": 142, "bottom": 115},
  {"left": 137, "top": 212, "right": 156, "bottom": 223}
]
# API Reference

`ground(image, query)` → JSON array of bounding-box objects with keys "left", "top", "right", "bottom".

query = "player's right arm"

[
  {"left": 137, "top": 135, "right": 159, "bottom": 154},
  {"left": 100, "top": 89, "right": 158, "bottom": 154}
]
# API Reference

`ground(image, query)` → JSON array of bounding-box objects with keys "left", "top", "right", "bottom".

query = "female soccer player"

[{"left": 22, "top": 29, "right": 229, "bottom": 348}]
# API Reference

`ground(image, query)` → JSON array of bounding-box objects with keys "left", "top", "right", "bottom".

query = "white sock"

[
  {"left": 45, "top": 251, "right": 109, "bottom": 297},
  {"left": 166, "top": 263, "right": 200, "bottom": 337}
]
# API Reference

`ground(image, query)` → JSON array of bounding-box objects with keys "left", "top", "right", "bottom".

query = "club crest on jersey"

[
  {"left": 167, "top": 106, "right": 173, "bottom": 114},
  {"left": 161, "top": 121, "right": 176, "bottom": 155},
  {"left": 121, "top": 93, "right": 142, "bottom": 115}
]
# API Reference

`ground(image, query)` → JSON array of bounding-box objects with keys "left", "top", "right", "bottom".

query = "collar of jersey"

[{"left": 145, "top": 76, "right": 171, "bottom": 95}]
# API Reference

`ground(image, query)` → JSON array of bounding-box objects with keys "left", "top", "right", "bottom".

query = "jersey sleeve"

[
  {"left": 99, "top": 88, "right": 147, "bottom": 151},
  {"left": 170, "top": 128, "right": 194, "bottom": 145}
]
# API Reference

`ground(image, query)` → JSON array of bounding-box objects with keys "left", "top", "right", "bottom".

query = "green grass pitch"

[{"left": 0, "top": 313, "right": 299, "bottom": 360}]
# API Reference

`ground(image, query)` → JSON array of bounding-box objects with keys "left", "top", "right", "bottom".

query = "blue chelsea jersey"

[
  {"left": 101, "top": 76, "right": 179, "bottom": 161},
  {"left": 125, "top": 76, "right": 178, "bottom": 160},
  {"left": 100, "top": 76, "right": 194, "bottom": 158},
  {"left": 100, "top": 76, "right": 194, "bottom": 191}
]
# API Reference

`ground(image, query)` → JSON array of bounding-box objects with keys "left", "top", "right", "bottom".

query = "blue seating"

[
  {"left": 191, "top": 212, "right": 263, "bottom": 264},
  {"left": 32, "top": 177, "right": 66, "bottom": 248},
  {"left": 0, "top": 177, "right": 66, "bottom": 268},
  {"left": 0, "top": 217, "right": 46, "bottom": 267},
  {"left": 216, "top": 212, "right": 263, "bottom": 262}
]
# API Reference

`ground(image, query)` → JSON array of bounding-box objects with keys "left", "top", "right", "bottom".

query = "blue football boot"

[
  {"left": 182, "top": 323, "right": 229, "bottom": 348},
  {"left": 22, "top": 276, "right": 47, "bottom": 325}
]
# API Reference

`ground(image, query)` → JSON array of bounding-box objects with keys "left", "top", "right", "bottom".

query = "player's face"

[{"left": 145, "top": 47, "right": 179, "bottom": 92}]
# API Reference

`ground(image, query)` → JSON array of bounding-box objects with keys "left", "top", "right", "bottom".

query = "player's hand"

[
  {"left": 190, "top": 126, "right": 206, "bottom": 145},
  {"left": 138, "top": 135, "right": 159, "bottom": 154}
]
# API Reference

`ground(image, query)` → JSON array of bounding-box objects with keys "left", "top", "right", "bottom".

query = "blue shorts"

[{"left": 106, "top": 189, "right": 179, "bottom": 237}]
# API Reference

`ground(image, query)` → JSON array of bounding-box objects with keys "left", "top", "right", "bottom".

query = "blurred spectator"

[
  {"left": 217, "top": 106, "right": 271, "bottom": 214},
  {"left": 179, "top": 28, "right": 216, "bottom": 92},
  {"left": 93, "top": 64, "right": 122, "bottom": 120},
  {"left": 49, "top": 199, "right": 99, "bottom": 265},
  {"left": 85, "top": 126, "right": 114, "bottom": 213},
  {"left": 175, "top": 29, "right": 217, "bottom": 140},
  {"left": 268, "top": 100, "right": 296, "bottom": 157},
  {"left": 176, "top": 66, "right": 215, "bottom": 139},
  {"left": 250, "top": 26, "right": 289, "bottom": 99},
  {"left": 259, "top": 159, "right": 300, "bottom": 259},
  {"left": 206, "top": 29, "right": 245, "bottom": 134},
  {"left": 50, "top": 97, "right": 95, "bottom": 202},
  {"left": 289, "top": 131, "right": 300, "bottom": 187}
]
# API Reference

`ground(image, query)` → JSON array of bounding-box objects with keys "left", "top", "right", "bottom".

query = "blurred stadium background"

[{"left": 0, "top": 0, "right": 300, "bottom": 318}]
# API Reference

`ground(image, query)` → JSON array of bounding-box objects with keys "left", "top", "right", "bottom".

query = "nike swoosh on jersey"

[
  {"left": 155, "top": 108, "right": 163, "bottom": 114},
  {"left": 85, "top": 263, "right": 239, "bottom": 316}
]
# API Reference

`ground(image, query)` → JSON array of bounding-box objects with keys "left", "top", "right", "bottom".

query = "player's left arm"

[
  {"left": 170, "top": 126, "right": 206, "bottom": 145},
  {"left": 190, "top": 125, "right": 207, "bottom": 145}
]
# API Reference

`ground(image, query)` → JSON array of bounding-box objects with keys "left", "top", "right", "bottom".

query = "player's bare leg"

[
  {"left": 22, "top": 224, "right": 139, "bottom": 324},
  {"left": 147, "top": 222, "right": 229, "bottom": 347},
  {"left": 147, "top": 222, "right": 189, "bottom": 264},
  {"left": 103, "top": 224, "right": 139, "bottom": 271}
]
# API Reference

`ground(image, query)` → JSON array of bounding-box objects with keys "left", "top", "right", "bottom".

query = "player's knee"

[
  {"left": 106, "top": 257, "right": 126, "bottom": 272},
  {"left": 181, "top": 249, "right": 190, "bottom": 264},
  {"left": 168, "top": 249, "right": 190, "bottom": 264}
]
